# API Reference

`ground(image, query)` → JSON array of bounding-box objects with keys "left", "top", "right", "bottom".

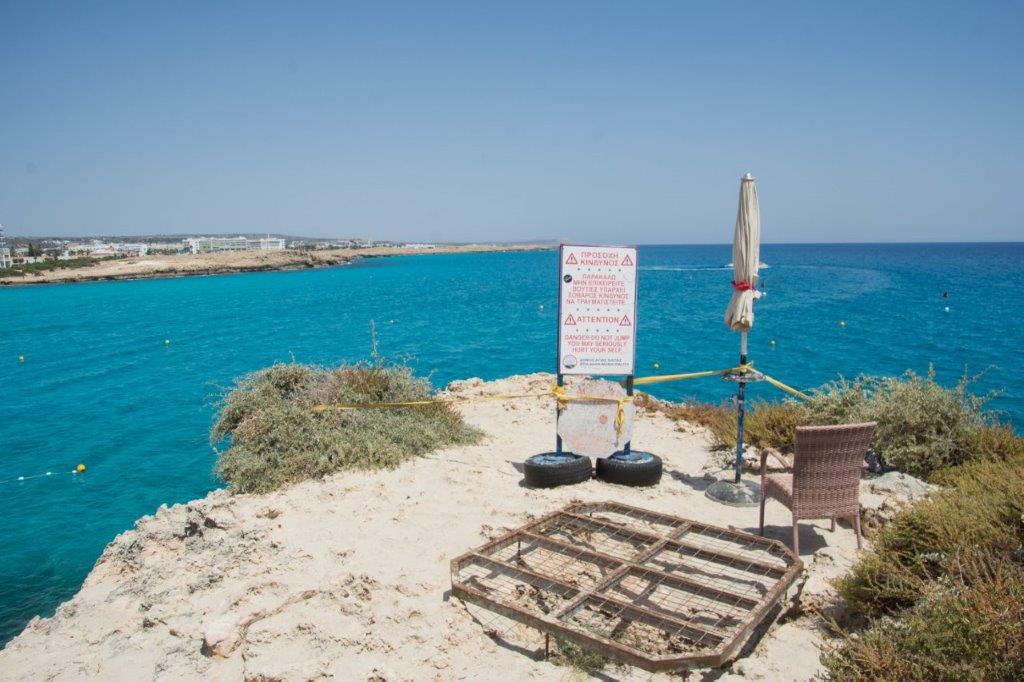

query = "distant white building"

[
  {"left": 115, "top": 243, "right": 149, "bottom": 256},
  {"left": 0, "top": 224, "right": 10, "bottom": 268},
  {"left": 184, "top": 236, "right": 286, "bottom": 254}
]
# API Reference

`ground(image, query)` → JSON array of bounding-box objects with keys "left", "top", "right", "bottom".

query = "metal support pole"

[
  {"left": 623, "top": 375, "right": 634, "bottom": 455},
  {"left": 555, "top": 373, "right": 564, "bottom": 455},
  {"left": 735, "top": 332, "right": 748, "bottom": 484},
  {"left": 735, "top": 381, "right": 746, "bottom": 483}
]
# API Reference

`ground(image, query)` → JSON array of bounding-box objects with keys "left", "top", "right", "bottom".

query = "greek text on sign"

[{"left": 558, "top": 244, "right": 637, "bottom": 375}]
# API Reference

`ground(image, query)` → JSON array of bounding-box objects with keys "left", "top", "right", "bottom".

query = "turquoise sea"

[{"left": 1, "top": 242, "right": 1022, "bottom": 645}]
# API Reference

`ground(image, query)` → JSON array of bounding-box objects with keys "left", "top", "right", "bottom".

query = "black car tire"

[
  {"left": 595, "top": 452, "right": 663, "bottom": 487},
  {"left": 523, "top": 453, "right": 593, "bottom": 488}
]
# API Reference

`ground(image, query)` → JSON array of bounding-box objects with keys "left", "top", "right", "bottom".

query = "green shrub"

[
  {"left": 824, "top": 450, "right": 1024, "bottom": 679},
  {"left": 804, "top": 368, "right": 991, "bottom": 478},
  {"left": 962, "top": 423, "right": 1024, "bottom": 464},
  {"left": 212, "top": 362, "right": 481, "bottom": 493},
  {"left": 823, "top": 550, "right": 1024, "bottom": 681},
  {"left": 836, "top": 452, "right": 1024, "bottom": 617},
  {"left": 645, "top": 369, "right": 1013, "bottom": 480}
]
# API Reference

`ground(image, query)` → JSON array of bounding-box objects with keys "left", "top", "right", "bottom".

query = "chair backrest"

[{"left": 792, "top": 422, "right": 876, "bottom": 518}]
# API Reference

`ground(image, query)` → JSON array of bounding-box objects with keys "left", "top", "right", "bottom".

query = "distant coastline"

[{"left": 0, "top": 242, "right": 556, "bottom": 287}]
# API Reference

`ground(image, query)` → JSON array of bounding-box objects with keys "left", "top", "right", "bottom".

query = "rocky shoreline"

[
  {"left": 0, "top": 374, "right": 933, "bottom": 680},
  {"left": 0, "top": 242, "right": 555, "bottom": 286}
]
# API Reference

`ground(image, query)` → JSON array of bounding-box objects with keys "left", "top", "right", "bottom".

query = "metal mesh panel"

[{"left": 451, "top": 501, "right": 803, "bottom": 672}]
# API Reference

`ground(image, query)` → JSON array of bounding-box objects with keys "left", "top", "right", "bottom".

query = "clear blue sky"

[{"left": 1, "top": 2, "right": 1021, "bottom": 243}]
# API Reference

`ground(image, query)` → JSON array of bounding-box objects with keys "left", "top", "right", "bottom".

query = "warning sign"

[{"left": 557, "top": 244, "right": 638, "bottom": 376}]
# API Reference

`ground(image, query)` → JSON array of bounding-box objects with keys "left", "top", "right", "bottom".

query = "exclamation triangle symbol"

[
  {"left": 621, "top": 253, "right": 633, "bottom": 266},
  {"left": 619, "top": 314, "right": 632, "bottom": 326},
  {"left": 565, "top": 253, "right": 578, "bottom": 265},
  {"left": 564, "top": 314, "right": 577, "bottom": 325}
]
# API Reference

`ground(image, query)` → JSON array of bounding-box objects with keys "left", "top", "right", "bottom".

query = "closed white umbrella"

[
  {"left": 724, "top": 173, "right": 762, "bottom": 332},
  {"left": 707, "top": 173, "right": 765, "bottom": 506}
]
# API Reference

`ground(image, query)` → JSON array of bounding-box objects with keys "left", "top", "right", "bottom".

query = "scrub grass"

[
  {"left": 550, "top": 639, "right": 609, "bottom": 675},
  {"left": 822, "top": 450, "right": 1024, "bottom": 680},
  {"left": 646, "top": 368, "right": 1006, "bottom": 480},
  {"left": 212, "top": 361, "right": 481, "bottom": 493},
  {"left": 834, "top": 453, "right": 1024, "bottom": 617},
  {"left": 637, "top": 396, "right": 736, "bottom": 449},
  {"left": 637, "top": 394, "right": 808, "bottom": 454}
]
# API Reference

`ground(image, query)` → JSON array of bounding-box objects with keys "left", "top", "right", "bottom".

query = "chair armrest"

[{"left": 759, "top": 449, "right": 793, "bottom": 476}]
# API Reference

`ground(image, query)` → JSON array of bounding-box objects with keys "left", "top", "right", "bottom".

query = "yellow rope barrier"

[
  {"left": 310, "top": 362, "right": 812, "bottom": 430},
  {"left": 630, "top": 363, "right": 755, "bottom": 386},
  {"left": 315, "top": 385, "right": 635, "bottom": 434},
  {"left": 761, "top": 374, "right": 812, "bottom": 401}
]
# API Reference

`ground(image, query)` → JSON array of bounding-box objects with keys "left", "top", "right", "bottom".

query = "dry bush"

[
  {"left": 824, "top": 449, "right": 1024, "bottom": 680},
  {"left": 641, "top": 394, "right": 807, "bottom": 455},
  {"left": 805, "top": 368, "right": 992, "bottom": 479},
  {"left": 837, "top": 451, "right": 1024, "bottom": 616},
  {"left": 745, "top": 400, "right": 809, "bottom": 453},
  {"left": 963, "top": 423, "right": 1024, "bottom": 464},
  {"left": 212, "top": 362, "right": 481, "bottom": 493},
  {"left": 640, "top": 396, "right": 737, "bottom": 450},
  {"left": 823, "top": 549, "right": 1024, "bottom": 681},
  {"left": 642, "top": 368, "right": 1006, "bottom": 480}
]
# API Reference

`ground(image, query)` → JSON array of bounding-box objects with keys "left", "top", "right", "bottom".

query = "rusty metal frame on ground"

[{"left": 450, "top": 501, "right": 803, "bottom": 672}]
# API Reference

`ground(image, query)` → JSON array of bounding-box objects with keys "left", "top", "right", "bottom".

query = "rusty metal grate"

[{"left": 451, "top": 501, "right": 803, "bottom": 672}]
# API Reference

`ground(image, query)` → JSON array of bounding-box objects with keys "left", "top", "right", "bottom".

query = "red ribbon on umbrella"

[{"left": 731, "top": 280, "right": 754, "bottom": 291}]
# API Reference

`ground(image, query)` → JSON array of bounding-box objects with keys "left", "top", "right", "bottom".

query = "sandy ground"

[
  {"left": 0, "top": 374, "right": 891, "bottom": 681},
  {"left": 0, "top": 243, "right": 555, "bottom": 286}
]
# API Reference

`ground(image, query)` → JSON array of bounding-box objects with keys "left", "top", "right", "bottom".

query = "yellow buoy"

[
  {"left": 538, "top": 304, "right": 544, "bottom": 310},
  {"left": 770, "top": 339, "right": 777, "bottom": 346},
  {"left": 164, "top": 339, "right": 171, "bottom": 345},
  {"left": 75, "top": 463, "right": 86, "bottom": 473},
  {"left": 839, "top": 320, "right": 846, "bottom": 328},
  {"left": 17, "top": 355, "right": 25, "bottom": 362},
  {"left": 652, "top": 362, "right": 660, "bottom": 370}
]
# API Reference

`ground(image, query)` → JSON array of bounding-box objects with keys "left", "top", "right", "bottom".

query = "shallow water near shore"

[{"left": 1, "top": 242, "right": 1022, "bottom": 645}]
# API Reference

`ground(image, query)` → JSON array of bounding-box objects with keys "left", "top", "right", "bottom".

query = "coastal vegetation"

[
  {"left": 801, "top": 369, "right": 994, "bottom": 478},
  {"left": 644, "top": 368, "right": 1024, "bottom": 678},
  {"left": 822, "top": 448, "right": 1024, "bottom": 680},
  {"left": 0, "top": 255, "right": 110, "bottom": 278},
  {"left": 211, "top": 360, "right": 481, "bottom": 494},
  {"left": 551, "top": 638, "right": 611, "bottom": 674},
  {"left": 651, "top": 368, "right": 1007, "bottom": 480}
]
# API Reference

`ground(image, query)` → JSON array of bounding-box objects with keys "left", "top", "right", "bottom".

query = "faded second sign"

[{"left": 557, "top": 244, "right": 638, "bottom": 376}]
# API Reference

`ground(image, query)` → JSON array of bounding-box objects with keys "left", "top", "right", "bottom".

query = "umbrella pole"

[{"left": 735, "top": 332, "right": 748, "bottom": 483}]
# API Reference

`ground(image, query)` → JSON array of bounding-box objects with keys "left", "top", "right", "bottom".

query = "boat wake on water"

[{"left": 640, "top": 262, "right": 770, "bottom": 272}]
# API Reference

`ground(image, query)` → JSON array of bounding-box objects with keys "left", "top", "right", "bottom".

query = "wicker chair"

[{"left": 759, "top": 422, "right": 876, "bottom": 555}]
